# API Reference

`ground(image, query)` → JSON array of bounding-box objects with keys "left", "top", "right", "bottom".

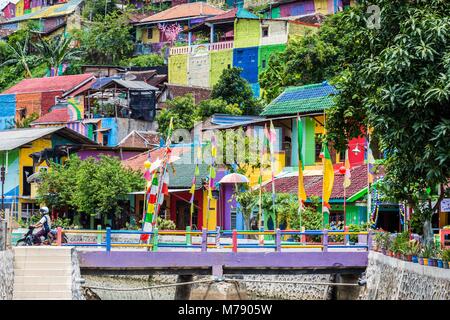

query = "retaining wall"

[
  {"left": 359, "top": 251, "right": 450, "bottom": 300},
  {"left": 0, "top": 250, "right": 14, "bottom": 300}
]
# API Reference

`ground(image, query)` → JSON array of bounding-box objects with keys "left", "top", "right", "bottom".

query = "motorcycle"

[{"left": 16, "top": 226, "right": 68, "bottom": 246}]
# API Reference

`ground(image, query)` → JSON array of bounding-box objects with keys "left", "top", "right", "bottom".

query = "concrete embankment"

[
  {"left": 0, "top": 250, "right": 14, "bottom": 300},
  {"left": 359, "top": 251, "right": 450, "bottom": 300}
]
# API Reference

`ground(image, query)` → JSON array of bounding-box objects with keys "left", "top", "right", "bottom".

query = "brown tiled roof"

[
  {"left": 261, "top": 165, "right": 369, "bottom": 200},
  {"left": 118, "top": 131, "right": 160, "bottom": 148},
  {"left": 165, "top": 84, "right": 212, "bottom": 104},
  {"left": 139, "top": 2, "right": 225, "bottom": 23},
  {"left": 3, "top": 74, "right": 95, "bottom": 94},
  {"left": 122, "top": 146, "right": 190, "bottom": 174}
]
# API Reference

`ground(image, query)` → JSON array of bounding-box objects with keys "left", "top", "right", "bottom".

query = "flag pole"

[{"left": 367, "top": 131, "right": 371, "bottom": 227}]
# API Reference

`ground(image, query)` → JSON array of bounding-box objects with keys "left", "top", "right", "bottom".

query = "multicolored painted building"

[
  {"left": 0, "top": 0, "right": 82, "bottom": 37},
  {"left": 0, "top": 126, "right": 94, "bottom": 220},
  {"left": 165, "top": 7, "right": 319, "bottom": 95}
]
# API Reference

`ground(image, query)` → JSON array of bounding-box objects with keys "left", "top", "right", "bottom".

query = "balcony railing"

[{"left": 169, "top": 41, "right": 234, "bottom": 56}]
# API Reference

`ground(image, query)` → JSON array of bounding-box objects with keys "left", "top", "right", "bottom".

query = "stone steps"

[{"left": 13, "top": 247, "right": 74, "bottom": 300}]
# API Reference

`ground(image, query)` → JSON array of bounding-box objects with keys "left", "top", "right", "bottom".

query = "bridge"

[{"left": 56, "top": 228, "right": 373, "bottom": 277}]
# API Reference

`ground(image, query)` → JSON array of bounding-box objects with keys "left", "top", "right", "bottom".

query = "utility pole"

[{"left": 1, "top": 156, "right": 5, "bottom": 217}]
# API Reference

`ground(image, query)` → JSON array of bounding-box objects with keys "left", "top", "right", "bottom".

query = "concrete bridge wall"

[{"left": 359, "top": 251, "right": 450, "bottom": 300}]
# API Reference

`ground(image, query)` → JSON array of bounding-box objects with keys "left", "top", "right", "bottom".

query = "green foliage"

[
  {"left": 157, "top": 217, "right": 176, "bottom": 230},
  {"left": 16, "top": 112, "right": 39, "bottom": 128},
  {"left": 37, "top": 155, "right": 144, "bottom": 220},
  {"left": 374, "top": 231, "right": 391, "bottom": 251},
  {"left": 52, "top": 217, "right": 74, "bottom": 229},
  {"left": 19, "top": 214, "right": 41, "bottom": 227},
  {"left": 233, "top": 189, "right": 259, "bottom": 229},
  {"left": 74, "top": 12, "right": 133, "bottom": 65},
  {"left": 442, "top": 249, "right": 450, "bottom": 261},
  {"left": 211, "top": 67, "right": 263, "bottom": 115},
  {"left": 312, "top": 0, "right": 450, "bottom": 246},
  {"left": 121, "top": 54, "right": 165, "bottom": 67},
  {"left": 33, "top": 34, "right": 82, "bottom": 75},
  {"left": 390, "top": 231, "right": 410, "bottom": 254},
  {"left": 82, "top": 0, "right": 118, "bottom": 20},
  {"left": 156, "top": 94, "right": 201, "bottom": 135},
  {"left": 196, "top": 98, "right": 242, "bottom": 119}
]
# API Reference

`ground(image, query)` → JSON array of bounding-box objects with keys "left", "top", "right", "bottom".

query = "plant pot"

[
  {"left": 419, "top": 257, "right": 424, "bottom": 265},
  {"left": 382, "top": 249, "right": 387, "bottom": 255},
  {"left": 388, "top": 250, "right": 393, "bottom": 257},
  {"left": 407, "top": 255, "right": 412, "bottom": 262},
  {"left": 423, "top": 258, "right": 429, "bottom": 266},
  {"left": 437, "top": 260, "right": 443, "bottom": 268},
  {"left": 429, "top": 258, "right": 435, "bottom": 267},
  {"left": 412, "top": 255, "right": 418, "bottom": 263},
  {"left": 444, "top": 261, "right": 449, "bottom": 269}
]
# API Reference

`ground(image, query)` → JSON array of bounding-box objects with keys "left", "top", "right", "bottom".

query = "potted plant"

[
  {"left": 408, "top": 240, "right": 421, "bottom": 263},
  {"left": 435, "top": 250, "right": 443, "bottom": 268},
  {"left": 442, "top": 249, "right": 450, "bottom": 269},
  {"left": 422, "top": 245, "right": 434, "bottom": 266}
]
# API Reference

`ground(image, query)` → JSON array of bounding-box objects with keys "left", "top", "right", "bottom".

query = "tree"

[
  {"left": 196, "top": 98, "right": 242, "bottom": 119},
  {"left": 156, "top": 94, "right": 201, "bottom": 135},
  {"left": 259, "top": 13, "right": 353, "bottom": 103},
  {"left": 74, "top": 12, "right": 134, "bottom": 65},
  {"left": 211, "top": 67, "right": 263, "bottom": 115},
  {"left": 82, "top": 0, "right": 118, "bottom": 21},
  {"left": 322, "top": 0, "right": 450, "bottom": 245},
  {"left": 1, "top": 33, "right": 35, "bottom": 78},
  {"left": 121, "top": 54, "right": 165, "bottom": 67},
  {"left": 33, "top": 34, "right": 83, "bottom": 76},
  {"left": 37, "top": 155, "right": 144, "bottom": 222}
]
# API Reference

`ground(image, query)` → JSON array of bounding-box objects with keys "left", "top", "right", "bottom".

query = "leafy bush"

[
  {"left": 157, "top": 217, "right": 176, "bottom": 230},
  {"left": 442, "top": 249, "right": 450, "bottom": 261},
  {"left": 122, "top": 54, "right": 164, "bottom": 67}
]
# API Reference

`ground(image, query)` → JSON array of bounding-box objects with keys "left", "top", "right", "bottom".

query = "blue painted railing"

[{"left": 56, "top": 227, "right": 372, "bottom": 253}]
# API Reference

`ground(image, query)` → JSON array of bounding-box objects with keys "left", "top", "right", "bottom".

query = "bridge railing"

[{"left": 56, "top": 227, "right": 372, "bottom": 253}]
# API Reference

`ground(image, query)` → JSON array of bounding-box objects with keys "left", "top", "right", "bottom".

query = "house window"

[
  {"left": 231, "top": 210, "right": 237, "bottom": 230},
  {"left": 262, "top": 26, "right": 269, "bottom": 37},
  {"left": 147, "top": 28, "right": 153, "bottom": 39}
]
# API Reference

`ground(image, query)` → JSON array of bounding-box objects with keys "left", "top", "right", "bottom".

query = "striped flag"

[
  {"left": 321, "top": 142, "right": 334, "bottom": 214},
  {"left": 297, "top": 116, "right": 307, "bottom": 205}
]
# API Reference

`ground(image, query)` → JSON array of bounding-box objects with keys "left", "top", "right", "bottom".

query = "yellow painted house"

[{"left": 0, "top": 127, "right": 95, "bottom": 220}]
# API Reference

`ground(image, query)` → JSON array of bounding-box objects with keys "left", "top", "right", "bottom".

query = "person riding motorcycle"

[{"left": 31, "top": 206, "right": 52, "bottom": 244}]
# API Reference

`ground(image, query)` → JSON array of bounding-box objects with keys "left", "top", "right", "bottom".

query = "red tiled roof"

[
  {"left": 2, "top": 74, "right": 95, "bottom": 95},
  {"left": 32, "top": 108, "right": 71, "bottom": 124},
  {"left": 118, "top": 131, "right": 161, "bottom": 148},
  {"left": 63, "top": 77, "right": 96, "bottom": 98},
  {"left": 262, "top": 165, "right": 369, "bottom": 200},
  {"left": 205, "top": 8, "right": 237, "bottom": 22},
  {"left": 122, "top": 146, "right": 190, "bottom": 174},
  {"left": 139, "top": 2, "right": 225, "bottom": 23}
]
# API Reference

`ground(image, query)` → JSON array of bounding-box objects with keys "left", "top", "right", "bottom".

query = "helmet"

[{"left": 39, "top": 206, "right": 49, "bottom": 215}]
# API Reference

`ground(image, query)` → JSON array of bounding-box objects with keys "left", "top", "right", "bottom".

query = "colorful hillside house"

[
  {"left": 0, "top": 127, "right": 95, "bottom": 220},
  {"left": 133, "top": 2, "right": 226, "bottom": 56},
  {"left": 261, "top": 0, "right": 354, "bottom": 19},
  {"left": 165, "top": 6, "right": 319, "bottom": 95},
  {"left": 0, "top": 73, "right": 95, "bottom": 124},
  {"left": 29, "top": 77, "right": 158, "bottom": 147},
  {"left": 0, "top": 0, "right": 83, "bottom": 36}
]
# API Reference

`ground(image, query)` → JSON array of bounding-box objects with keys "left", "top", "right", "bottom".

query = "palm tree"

[
  {"left": 1, "top": 34, "right": 34, "bottom": 78},
  {"left": 33, "top": 34, "right": 83, "bottom": 76}
]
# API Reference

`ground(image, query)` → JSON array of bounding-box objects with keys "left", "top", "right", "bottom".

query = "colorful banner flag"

[
  {"left": 343, "top": 149, "right": 351, "bottom": 188},
  {"left": 367, "top": 146, "right": 375, "bottom": 183},
  {"left": 297, "top": 117, "right": 307, "bottom": 205},
  {"left": 321, "top": 142, "right": 334, "bottom": 214}
]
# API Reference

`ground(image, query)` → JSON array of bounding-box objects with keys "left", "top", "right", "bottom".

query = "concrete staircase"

[{"left": 13, "top": 246, "right": 74, "bottom": 300}]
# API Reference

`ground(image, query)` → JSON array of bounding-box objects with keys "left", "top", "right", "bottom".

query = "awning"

[
  {"left": 94, "top": 128, "right": 111, "bottom": 132},
  {"left": 83, "top": 118, "right": 101, "bottom": 124}
]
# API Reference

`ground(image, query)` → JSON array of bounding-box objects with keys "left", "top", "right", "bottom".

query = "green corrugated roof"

[
  {"left": 169, "top": 163, "right": 210, "bottom": 189},
  {"left": 261, "top": 82, "right": 338, "bottom": 116}
]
